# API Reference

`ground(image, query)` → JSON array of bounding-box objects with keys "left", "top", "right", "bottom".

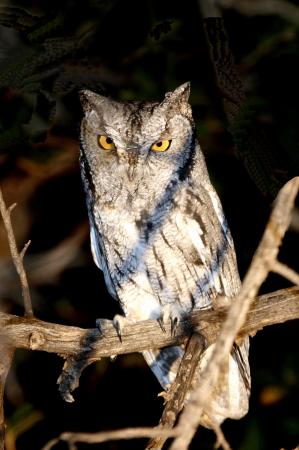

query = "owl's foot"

[
  {"left": 158, "top": 304, "right": 185, "bottom": 338},
  {"left": 96, "top": 316, "right": 131, "bottom": 343},
  {"left": 113, "top": 314, "right": 133, "bottom": 343},
  {"left": 95, "top": 320, "right": 118, "bottom": 361}
]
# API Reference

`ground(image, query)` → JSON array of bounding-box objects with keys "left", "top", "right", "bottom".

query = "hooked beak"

[{"left": 127, "top": 165, "right": 136, "bottom": 181}]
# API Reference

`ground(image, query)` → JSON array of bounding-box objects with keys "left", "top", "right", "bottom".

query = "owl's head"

[{"left": 79, "top": 83, "right": 196, "bottom": 205}]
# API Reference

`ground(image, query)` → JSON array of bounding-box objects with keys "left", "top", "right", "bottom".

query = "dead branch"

[
  {"left": 169, "top": 178, "right": 299, "bottom": 450},
  {"left": 41, "top": 421, "right": 233, "bottom": 450},
  {"left": 208, "top": 416, "right": 232, "bottom": 450},
  {"left": 0, "top": 285, "right": 298, "bottom": 363},
  {"left": 271, "top": 260, "right": 299, "bottom": 286},
  {"left": 41, "top": 427, "right": 179, "bottom": 450},
  {"left": 0, "top": 187, "right": 37, "bottom": 450},
  {"left": 0, "top": 188, "right": 33, "bottom": 317}
]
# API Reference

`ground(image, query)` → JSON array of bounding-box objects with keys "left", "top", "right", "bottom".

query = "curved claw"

[
  {"left": 170, "top": 316, "right": 179, "bottom": 338},
  {"left": 113, "top": 317, "right": 123, "bottom": 343},
  {"left": 157, "top": 317, "right": 166, "bottom": 333},
  {"left": 112, "top": 314, "right": 132, "bottom": 343},
  {"left": 158, "top": 304, "right": 184, "bottom": 338}
]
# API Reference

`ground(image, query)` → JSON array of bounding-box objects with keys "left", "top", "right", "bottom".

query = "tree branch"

[
  {"left": 0, "top": 187, "right": 36, "bottom": 450},
  {"left": 0, "top": 285, "right": 298, "bottom": 363},
  {"left": 0, "top": 188, "right": 33, "bottom": 317},
  {"left": 41, "top": 427, "right": 179, "bottom": 450}
]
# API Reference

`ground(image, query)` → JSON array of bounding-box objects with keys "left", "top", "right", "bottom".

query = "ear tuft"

[
  {"left": 79, "top": 89, "right": 107, "bottom": 114},
  {"left": 161, "top": 82, "right": 192, "bottom": 118},
  {"left": 165, "top": 82, "right": 190, "bottom": 103}
]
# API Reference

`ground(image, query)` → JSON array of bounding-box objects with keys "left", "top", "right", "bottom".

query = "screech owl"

[{"left": 79, "top": 83, "right": 250, "bottom": 426}]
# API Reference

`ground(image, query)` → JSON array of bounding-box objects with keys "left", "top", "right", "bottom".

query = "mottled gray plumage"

[{"left": 79, "top": 83, "right": 250, "bottom": 425}]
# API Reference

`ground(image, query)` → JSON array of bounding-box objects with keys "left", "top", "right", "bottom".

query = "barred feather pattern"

[{"left": 79, "top": 83, "right": 250, "bottom": 426}]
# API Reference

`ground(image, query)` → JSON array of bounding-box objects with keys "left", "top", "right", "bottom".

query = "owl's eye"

[
  {"left": 151, "top": 140, "right": 171, "bottom": 152},
  {"left": 98, "top": 135, "right": 116, "bottom": 151}
]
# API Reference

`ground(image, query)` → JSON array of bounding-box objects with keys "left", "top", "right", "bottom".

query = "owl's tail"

[{"left": 143, "top": 338, "right": 250, "bottom": 426}]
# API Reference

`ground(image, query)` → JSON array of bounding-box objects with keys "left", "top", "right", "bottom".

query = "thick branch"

[{"left": 0, "top": 286, "right": 298, "bottom": 360}]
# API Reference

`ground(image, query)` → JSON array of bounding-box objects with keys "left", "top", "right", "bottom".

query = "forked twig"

[
  {"left": 209, "top": 416, "right": 232, "bottom": 450},
  {"left": 0, "top": 188, "right": 33, "bottom": 317},
  {"left": 271, "top": 260, "right": 299, "bottom": 285},
  {"left": 41, "top": 427, "right": 179, "bottom": 450},
  {"left": 0, "top": 188, "right": 35, "bottom": 449}
]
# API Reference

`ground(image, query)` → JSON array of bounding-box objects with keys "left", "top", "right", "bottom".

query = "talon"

[
  {"left": 112, "top": 314, "right": 131, "bottom": 343},
  {"left": 113, "top": 318, "right": 122, "bottom": 343},
  {"left": 170, "top": 316, "right": 178, "bottom": 338},
  {"left": 95, "top": 318, "right": 103, "bottom": 334},
  {"left": 157, "top": 317, "right": 166, "bottom": 333}
]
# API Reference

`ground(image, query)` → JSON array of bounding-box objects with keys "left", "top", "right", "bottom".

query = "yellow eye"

[
  {"left": 151, "top": 140, "right": 171, "bottom": 152},
  {"left": 98, "top": 135, "right": 116, "bottom": 151}
]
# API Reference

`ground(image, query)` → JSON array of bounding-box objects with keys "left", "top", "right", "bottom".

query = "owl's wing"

[
  {"left": 89, "top": 219, "right": 119, "bottom": 301},
  {"left": 184, "top": 184, "right": 241, "bottom": 300},
  {"left": 90, "top": 224, "right": 103, "bottom": 270},
  {"left": 80, "top": 154, "right": 104, "bottom": 272}
]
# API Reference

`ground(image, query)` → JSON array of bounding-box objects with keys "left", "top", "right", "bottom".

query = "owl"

[{"left": 79, "top": 83, "right": 250, "bottom": 426}]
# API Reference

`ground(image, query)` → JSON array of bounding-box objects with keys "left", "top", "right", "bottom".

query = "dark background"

[{"left": 0, "top": 0, "right": 298, "bottom": 449}]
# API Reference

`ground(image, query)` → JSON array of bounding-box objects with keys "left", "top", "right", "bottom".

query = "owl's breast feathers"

[{"left": 90, "top": 178, "right": 240, "bottom": 320}]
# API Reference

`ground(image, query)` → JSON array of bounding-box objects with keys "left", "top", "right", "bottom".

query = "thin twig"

[
  {"left": 41, "top": 438, "right": 60, "bottom": 450},
  {"left": 20, "top": 240, "right": 31, "bottom": 260},
  {"left": 41, "top": 426, "right": 179, "bottom": 450},
  {"left": 169, "top": 177, "right": 299, "bottom": 450},
  {"left": 271, "top": 260, "right": 299, "bottom": 285},
  {"left": 212, "top": 423, "right": 232, "bottom": 450},
  {"left": 0, "top": 188, "right": 33, "bottom": 317}
]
